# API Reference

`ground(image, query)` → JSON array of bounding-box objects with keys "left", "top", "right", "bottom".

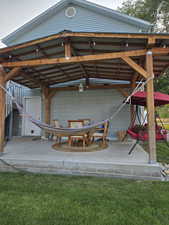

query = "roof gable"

[{"left": 2, "top": 0, "right": 152, "bottom": 45}]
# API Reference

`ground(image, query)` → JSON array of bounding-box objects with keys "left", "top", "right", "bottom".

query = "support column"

[
  {"left": 42, "top": 86, "right": 51, "bottom": 138},
  {"left": 0, "top": 66, "right": 6, "bottom": 154},
  {"left": 146, "top": 51, "right": 156, "bottom": 164}
]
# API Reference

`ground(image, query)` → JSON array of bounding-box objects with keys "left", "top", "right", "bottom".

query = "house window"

[{"left": 65, "top": 7, "right": 76, "bottom": 18}]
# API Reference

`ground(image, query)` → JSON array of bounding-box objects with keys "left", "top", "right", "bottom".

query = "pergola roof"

[{"left": 1, "top": 31, "right": 169, "bottom": 89}]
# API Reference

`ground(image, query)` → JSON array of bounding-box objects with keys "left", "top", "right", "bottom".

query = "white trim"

[{"left": 65, "top": 6, "right": 77, "bottom": 18}]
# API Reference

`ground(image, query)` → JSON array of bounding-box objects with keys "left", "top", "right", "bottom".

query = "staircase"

[{"left": 6, "top": 81, "right": 23, "bottom": 118}]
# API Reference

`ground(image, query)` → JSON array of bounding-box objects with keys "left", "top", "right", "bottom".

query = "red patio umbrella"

[{"left": 130, "top": 91, "right": 169, "bottom": 106}]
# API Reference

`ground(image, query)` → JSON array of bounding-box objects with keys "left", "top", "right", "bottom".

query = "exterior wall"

[
  {"left": 21, "top": 88, "right": 130, "bottom": 138},
  {"left": 23, "top": 87, "right": 41, "bottom": 97},
  {"left": 8, "top": 3, "right": 142, "bottom": 46},
  {"left": 51, "top": 89, "right": 130, "bottom": 138}
]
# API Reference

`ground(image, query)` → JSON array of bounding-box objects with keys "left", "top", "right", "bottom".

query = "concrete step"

[{"left": 0, "top": 157, "right": 164, "bottom": 181}]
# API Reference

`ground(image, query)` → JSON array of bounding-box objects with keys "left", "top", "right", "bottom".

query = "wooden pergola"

[{"left": 1, "top": 31, "right": 169, "bottom": 163}]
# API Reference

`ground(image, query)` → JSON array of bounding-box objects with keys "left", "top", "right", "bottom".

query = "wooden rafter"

[
  {"left": 37, "top": 44, "right": 73, "bottom": 81},
  {"left": 72, "top": 47, "right": 88, "bottom": 78},
  {"left": 5, "top": 67, "right": 21, "bottom": 82}
]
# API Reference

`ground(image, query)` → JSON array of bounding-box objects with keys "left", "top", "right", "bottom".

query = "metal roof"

[{"left": 1, "top": 31, "right": 169, "bottom": 89}]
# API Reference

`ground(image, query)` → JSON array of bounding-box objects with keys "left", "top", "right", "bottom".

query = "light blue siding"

[
  {"left": 23, "top": 87, "right": 41, "bottom": 97},
  {"left": 9, "top": 4, "right": 142, "bottom": 46},
  {"left": 51, "top": 89, "right": 130, "bottom": 138},
  {"left": 22, "top": 88, "right": 130, "bottom": 138}
]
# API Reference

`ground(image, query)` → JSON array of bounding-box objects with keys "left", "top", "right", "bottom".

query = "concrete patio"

[{"left": 0, "top": 137, "right": 163, "bottom": 180}]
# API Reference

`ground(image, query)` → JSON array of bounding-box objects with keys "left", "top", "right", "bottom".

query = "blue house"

[
  {"left": 1, "top": 0, "right": 152, "bottom": 139},
  {"left": 3, "top": 0, "right": 151, "bottom": 45}
]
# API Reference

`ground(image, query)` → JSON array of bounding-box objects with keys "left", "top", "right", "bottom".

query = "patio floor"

[{"left": 0, "top": 137, "right": 163, "bottom": 180}]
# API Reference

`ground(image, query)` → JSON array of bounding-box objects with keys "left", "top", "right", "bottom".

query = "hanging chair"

[
  {"left": 127, "top": 124, "right": 167, "bottom": 141},
  {"left": 126, "top": 91, "right": 169, "bottom": 154}
]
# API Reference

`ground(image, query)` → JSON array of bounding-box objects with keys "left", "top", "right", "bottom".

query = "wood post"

[
  {"left": 0, "top": 66, "right": 6, "bottom": 153},
  {"left": 42, "top": 86, "right": 57, "bottom": 138},
  {"left": 65, "top": 39, "right": 71, "bottom": 59},
  {"left": 146, "top": 51, "right": 156, "bottom": 163},
  {"left": 42, "top": 86, "right": 51, "bottom": 138}
]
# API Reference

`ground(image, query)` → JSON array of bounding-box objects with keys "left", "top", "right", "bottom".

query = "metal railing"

[{"left": 5, "top": 81, "right": 23, "bottom": 117}]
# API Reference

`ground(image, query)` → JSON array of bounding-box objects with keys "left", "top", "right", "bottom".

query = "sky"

[{"left": 0, "top": 0, "right": 124, "bottom": 47}]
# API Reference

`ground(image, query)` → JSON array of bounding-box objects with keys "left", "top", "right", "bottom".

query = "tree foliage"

[
  {"left": 118, "top": 0, "right": 169, "bottom": 32},
  {"left": 118, "top": 0, "right": 169, "bottom": 94}
]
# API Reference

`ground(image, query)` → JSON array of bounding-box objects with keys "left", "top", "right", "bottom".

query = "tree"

[
  {"left": 118, "top": 0, "right": 169, "bottom": 32},
  {"left": 118, "top": 0, "right": 169, "bottom": 94}
]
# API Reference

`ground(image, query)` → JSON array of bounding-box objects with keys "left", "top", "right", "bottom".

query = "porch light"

[{"left": 79, "top": 83, "right": 84, "bottom": 92}]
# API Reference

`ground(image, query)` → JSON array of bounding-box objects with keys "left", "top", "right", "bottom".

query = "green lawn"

[
  {"left": 157, "top": 141, "right": 169, "bottom": 164},
  {"left": 143, "top": 141, "right": 169, "bottom": 164},
  {"left": 0, "top": 173, "right": 169, "bottom": 225},
  {"left": 1, "top": 142, "right": 169, "bottom": 225}
]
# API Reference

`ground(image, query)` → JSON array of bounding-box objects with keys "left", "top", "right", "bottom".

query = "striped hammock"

[
  {"left": 14, "top": 97, "right": 108, "bottom": 136},
  {"left": 2, "top": 77, "right": 147, "bottom": 137}
]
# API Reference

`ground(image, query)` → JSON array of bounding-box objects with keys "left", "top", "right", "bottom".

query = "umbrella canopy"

[{"left": 130, "top": 91, "right": 169, "bottom": 106}]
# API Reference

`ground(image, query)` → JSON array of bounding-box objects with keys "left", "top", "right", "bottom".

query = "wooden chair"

[
  {"left": 52, "top": 119, "right": 62, "bottom": 144},
  {"left": 92, "top": 121, "right": 109, "bottom": 146},
  {"left": 68, "top": 120, "right": 87, "bottom": 149},
  {"left": 78, "top": 118, "right": 91, "bottom": 126}
]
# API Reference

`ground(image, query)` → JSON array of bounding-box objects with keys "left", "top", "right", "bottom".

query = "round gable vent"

[{"left": 65, "top": 7, "right": 76, "bottom": 18}]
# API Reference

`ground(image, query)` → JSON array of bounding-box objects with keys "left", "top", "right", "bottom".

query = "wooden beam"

[
  {"left": 48, "top": 89, "right": 57, "bottom": 99},
  {"left": 121, "top": 56, "right": 148, "bottom": 78},
  {"left": 1, "top": 31, "right": 169, "bottom": 55},
  {"left": 146, "top": 51, "right": 156, "bottom": 163},
  {"left": 3, "top": 47, "right": 169, "bottom": 69},
  {"left": 42, "top": 86, "right": 51, "bottom": 138},
  {"left": 148, "top": 37, "right": 156, "bottom": 47},
  {"left": 5, "top": 67, "right": 21, "bottom": 82},
  {"left": 0, "top": 33, "right": 63, "bottom": 54},
  {"left": 2, "top": 47, "right": 169, "bottom": 68},
  {"left": 1, "top": 49, "right": 148, "bottom": 68},
  {"left": 66, "top": 32, "right": 169, "bottom": 40},
  {"left": 65, "top": 39, "right": 71, "bottom": 59},
  {"left": 0, "top": 66, "right": 6, "bottom": 153}
]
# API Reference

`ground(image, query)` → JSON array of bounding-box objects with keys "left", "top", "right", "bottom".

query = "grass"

[
  {"left": 1, "top": 139, "right": 169, "bottom": 225},
  {"left": 157, "top": 141, "right": 169, "bottom": 164},
  {"left": 142, "top": 141, "right": 169, "bottom": 164},
  {"left": 0, "top": 173, "right": 169, "bottom": 225}
]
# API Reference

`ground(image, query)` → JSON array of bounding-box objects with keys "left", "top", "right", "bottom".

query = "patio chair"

[
  {"left": 52, "top": 119, "right": 62, "bottom": 144},
  {"left": 78, "top": 118, "right": 91, "bottom": 126},
  {"left": 91, "top": 121, "right": 109, "bottom": 146},
  {"left": 68, "top": 120, "right": 88, "bottom": 149}
]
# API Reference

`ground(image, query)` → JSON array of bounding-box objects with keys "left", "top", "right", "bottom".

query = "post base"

[{"left": 149, "top": 160, "right": 157, "bottom": 164}]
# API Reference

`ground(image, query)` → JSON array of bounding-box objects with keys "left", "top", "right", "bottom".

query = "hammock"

[
  {"left": 1, "top": 78, "right": 149, "bottom": 137},
  {"left": 14, "top": 99, "right": 108, "bottom": 136}
]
